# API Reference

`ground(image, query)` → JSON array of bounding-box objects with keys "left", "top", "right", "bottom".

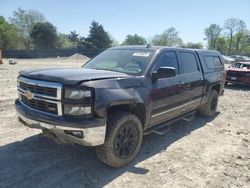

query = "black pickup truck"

[{"left": 16, "top": 46, "right": 225, "bottom": 167}]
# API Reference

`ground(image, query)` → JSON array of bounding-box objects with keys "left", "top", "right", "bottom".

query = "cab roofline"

[{"left": 109, "top": 45, "right": 220, "bottom": 54}]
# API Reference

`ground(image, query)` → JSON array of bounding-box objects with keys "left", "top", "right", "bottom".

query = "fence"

[{"left": 2, "top": 48, "right": 105, "bottom": 59}]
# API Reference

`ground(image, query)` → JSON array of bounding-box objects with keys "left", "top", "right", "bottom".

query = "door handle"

[
  {"left": 177, "top": 81, "right": 185, "bottom": 87},
  {"left": 177, "top": 82, "right": 185, "bottom": 85}
]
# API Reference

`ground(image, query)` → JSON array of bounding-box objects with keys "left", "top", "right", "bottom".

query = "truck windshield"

[
  {"left": 232, "top": 63, "right": 250, "bottom": 69},
  {"left": 83, "top": 49, "right": 155, "bottom": 75}
]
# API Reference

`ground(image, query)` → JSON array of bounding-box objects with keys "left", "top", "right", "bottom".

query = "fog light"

[{"left": 64, "top": 130, "right": 84, "bottom": 139}]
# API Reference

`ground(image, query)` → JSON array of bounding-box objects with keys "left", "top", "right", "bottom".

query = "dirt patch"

[
  {"left": 0, "top": 59, "right": 249, "bottom": 187},
  {"left": 68, "top": 53, "right": 90, "bottom": 61}
]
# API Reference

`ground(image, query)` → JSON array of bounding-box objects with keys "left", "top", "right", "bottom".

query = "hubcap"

[{"left": 114, "top": 123, "right": 139, "bottom": 159}]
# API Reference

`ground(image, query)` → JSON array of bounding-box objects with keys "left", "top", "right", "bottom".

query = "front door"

[{"left": 150, "top": 51, "right": 184, "bottom": 126}]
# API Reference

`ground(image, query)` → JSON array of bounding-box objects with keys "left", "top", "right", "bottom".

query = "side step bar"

[
  {"left": 182, "top": 112, "right": 195, "bottom": 121},
  {"left": 144, "top": 111, "right": 196, "bottom": 135}
]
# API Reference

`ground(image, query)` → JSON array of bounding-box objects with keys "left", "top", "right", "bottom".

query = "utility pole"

[{"left": 0, "top": 50, "right": 3, "bottom": 64}]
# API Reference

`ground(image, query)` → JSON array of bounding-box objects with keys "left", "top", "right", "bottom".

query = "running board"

[
  {"left": 152, "top": 126, "right": 169, "bottom": 135},
  {"left": 144, "top": 111, "right": 196, "bottom": 135},
  {"left": 182, "top": 112, "right": 195, "bottom": 122}
]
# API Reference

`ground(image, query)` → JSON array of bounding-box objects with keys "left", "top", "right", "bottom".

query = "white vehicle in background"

[{"left": 222, "top": 55, "right": 235, "bottom": 64}]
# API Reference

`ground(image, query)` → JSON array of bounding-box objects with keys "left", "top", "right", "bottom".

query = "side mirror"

[{"left": 152, "top": 67, "right": 176, "bottom": 80}]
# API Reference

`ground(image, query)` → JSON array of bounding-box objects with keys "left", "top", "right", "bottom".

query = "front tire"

[
  {"left": 95, "top": 112, "right": 143, "bottom": 168},
  {"left": 198, "top": 89, "right": 219, "bottom": 117}
]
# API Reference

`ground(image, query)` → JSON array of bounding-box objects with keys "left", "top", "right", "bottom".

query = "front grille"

[
  {"left": 227, "top": 71, "right": 245, "bottom": 77},
  {"left": 18, "top": 77, "right": 62, "bottom": 115},
  {"left": 21, "top": 95, "right": 58, "bottom": 115},
  {"left": 20, "top": 81, "right": 57, "bottom": 97}
]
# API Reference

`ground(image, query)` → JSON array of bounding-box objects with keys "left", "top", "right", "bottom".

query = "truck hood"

[{"left": 19, "top": 68, "right": 130, "bottom": 85}]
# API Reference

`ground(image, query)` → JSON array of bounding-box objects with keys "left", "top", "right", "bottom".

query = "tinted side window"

[
  {"left": 153, "top": 51, "right": 178, "bottom": 73},
  {"left": 204, "top": 56, "right": 214, "bottom": 69},
  {"left": 213, "top": 56, "right": 222, "bottom": 68},
  {"left": 204, "top": 56, "right": 222, "bottom": 69},
  {"left": 178, "top": 52, "right": 198, "bottom": 74}
]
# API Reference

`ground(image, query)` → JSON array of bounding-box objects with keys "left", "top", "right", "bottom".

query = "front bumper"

[
  {"left": 226, "top": 76, "right": 250, "bottom": 85},
  {"left": 16, "top": 99, "right": 106, "bottom": 146}
]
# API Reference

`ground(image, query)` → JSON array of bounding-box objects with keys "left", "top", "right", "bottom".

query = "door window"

[
  {"left": 153, "top": 51, "right": 178, "bottom": 74},
  {"left": 204, "top": 56, "right": 223, "bottom": 69},
  {"left": 178, "top": 52, "right": 198, "bottom": 74}
]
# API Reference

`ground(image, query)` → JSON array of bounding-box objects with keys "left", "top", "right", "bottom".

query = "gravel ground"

[{"left": 0, "top": 58, "right": 249, "bottom": 188}]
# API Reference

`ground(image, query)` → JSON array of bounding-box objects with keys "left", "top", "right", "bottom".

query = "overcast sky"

[{"left": 1, "top": 0, "right": 250, "bottom": 44}]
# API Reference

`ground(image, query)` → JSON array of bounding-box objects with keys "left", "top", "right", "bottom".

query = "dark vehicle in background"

[
  {"left": 225, "top": 62, "right": 250, "bottom": 86},
  {"left": 16, "top": 46, "right": 225, "bottom": 167},
  {"left": 230, "top": 55, "right": 250, "bottom": 62}
]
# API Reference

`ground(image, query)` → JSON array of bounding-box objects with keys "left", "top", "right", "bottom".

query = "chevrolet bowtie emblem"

[{"left": 24, "top": 90, "right": 33, "bottom": 100}]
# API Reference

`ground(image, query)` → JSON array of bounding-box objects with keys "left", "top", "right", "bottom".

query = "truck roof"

[{"left": 111, "top": 45, "right": 220, "bottom": 55}]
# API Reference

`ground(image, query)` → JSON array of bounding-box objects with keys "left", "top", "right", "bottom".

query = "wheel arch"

[
  {"left": 211, "top": 83, "right": 221, "bottom": 94},
  {"left": 107, "top": 102, "right": 146, "bottom": 128}
]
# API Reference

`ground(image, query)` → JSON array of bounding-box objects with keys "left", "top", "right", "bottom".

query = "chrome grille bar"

[{"left": 17, "top": 76, "right": 62, "bottom": 116}]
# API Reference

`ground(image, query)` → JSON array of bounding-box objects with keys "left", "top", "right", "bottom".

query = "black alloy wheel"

[{"left": 114, "top": 123, "right": 139, "bottom": 159}]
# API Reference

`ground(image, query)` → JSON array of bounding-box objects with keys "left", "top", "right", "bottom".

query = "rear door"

[{"left": 176, "top": 50, "right": 204, "bottom": 112}]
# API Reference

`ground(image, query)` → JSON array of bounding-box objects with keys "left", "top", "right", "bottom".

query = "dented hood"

[{"left": 19, "top": 68, "right": 130, "bottom": 85}]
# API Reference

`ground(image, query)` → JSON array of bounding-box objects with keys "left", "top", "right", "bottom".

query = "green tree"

[
  {"left": 242, "top": 45, "right": 250, "bottom": 56},
  {"left": 77, "top": 36, "right": 87, "bottom": 48},
  {"left": 215, "top": 36, "right": 228, "bottom": 54},
  {"left": 122, "top": 34, "right": 147, "bottom": 45},
  {"left": 85, "top": 20, "right": 112, "bottom": 49},
  {"left": 224, "top": 18, "right": 246, "bottom": 55},
  {"left": 234, "top": 28, "right": 248, "bottom": 54},
  {"left": 57, "top": 33, "right": 74, "bottom": 48},
  {"left": 236, "top": 30, "right": 250, "bottom": 55},
  {"left": 9, "top": 8, "right": 46, "bottom": 49},
  {"left": 204, "top": 24, "right": 222, "bottom": 49},
  {"left": 0, "top": 16, "right": 20, "bottom": 49},
  {"left": 152, "top": 27, "right": 183, "bottom": 47},
  {"left": 109, "top": 33, "right": 119, "bottom": 47},
  {"left": 30, "top": 22, "right": 58, "bottom": 49},
  {"left": 182, "top": 42, "right": 203, "bottom": 49},
  {"left": 67, "top": 31, "right": 80, "bottom": 46}
]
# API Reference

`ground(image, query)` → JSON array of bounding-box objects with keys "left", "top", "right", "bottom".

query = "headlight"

[
  {"left": 64, "top": 89, "right": 91, "bottom": 99},
  {"left": 64, "top": 104, "right": 91, "bottom": 116}
]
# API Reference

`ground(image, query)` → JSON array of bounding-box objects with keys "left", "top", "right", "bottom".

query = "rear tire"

[
  {"left": 95, "top": 112, "right": 143, "bottom": 168},
  {"left": 198, "top": 89, "right": 218, "bottom": 117}
]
